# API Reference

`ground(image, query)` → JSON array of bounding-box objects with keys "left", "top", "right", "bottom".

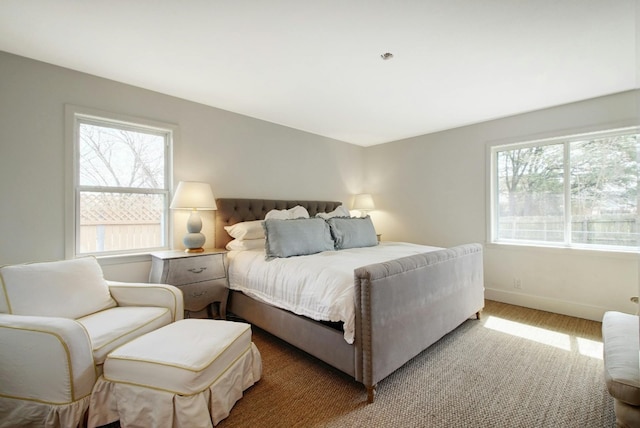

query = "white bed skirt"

[{"left": 88, "top": 343, "right": 262, "bottom": 428}]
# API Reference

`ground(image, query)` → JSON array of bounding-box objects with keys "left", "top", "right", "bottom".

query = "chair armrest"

[
  {"left": 107, "top": 281, "right": 184, "bottom": 322},
  {"left": 0, "top": 314, "right": 96, "bottom": 404}
]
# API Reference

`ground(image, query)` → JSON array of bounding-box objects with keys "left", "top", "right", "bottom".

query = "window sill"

[
  {"left": 93, "top": 252, "right": 154, "bottom": 266},
  {"left": 485, "top": 241, "right": 640, "bottom": 260}
]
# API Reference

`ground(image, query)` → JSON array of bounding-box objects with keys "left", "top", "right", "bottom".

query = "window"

[
  {"left": 66, "top": 106, "right": 174, "bottom": 257},
  {"left": 490, "top": 127, "right": 640, "bottom": 251}
]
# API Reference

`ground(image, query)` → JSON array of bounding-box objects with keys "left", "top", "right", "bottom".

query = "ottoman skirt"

[{"left": 88, "top": 319, "right": 262, "bottom": 428}]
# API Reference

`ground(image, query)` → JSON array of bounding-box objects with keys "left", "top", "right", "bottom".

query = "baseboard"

[{"left": 484, "top": 288, "right": 610, "bottom": 322}]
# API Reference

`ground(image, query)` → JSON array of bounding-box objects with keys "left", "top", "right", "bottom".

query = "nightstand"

[{"left": 149, "top": 249, "right": 228, "bottom": 319}]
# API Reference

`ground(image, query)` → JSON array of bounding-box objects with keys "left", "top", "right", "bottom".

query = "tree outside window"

[
  {"left": 493, "top": 129, "right": 640, "bottom": 250},
  {"left": 73, "top": 115, "right": 172, "bottom": 256}
]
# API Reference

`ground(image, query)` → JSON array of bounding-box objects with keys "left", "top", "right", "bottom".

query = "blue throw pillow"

[
  {"left": 327, "top": 216, "right": 378, "bottom": 250},
  {"left": 263, "top": 218, "right": 335, "bottom": 259}
]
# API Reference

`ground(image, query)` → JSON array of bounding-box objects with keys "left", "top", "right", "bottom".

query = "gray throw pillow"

[
  {"left": 327, "top": 216, "right": 378, "bottom": 250},
  {"left": 263, "top": 218, "right": 335, "bottom": 259}
]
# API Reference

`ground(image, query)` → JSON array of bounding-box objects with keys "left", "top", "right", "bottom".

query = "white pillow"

[
  {"left": 265, "top": 205, "right": 310, "bottom": 220},
  {"left": 226, "top": 238, "right": 266, "bottom": 251},
  {"left": 0, "top": 257, "right": 117, "bottom": 319},
  {"left": 315, "top": 205, "right": 351, "bottom": 219},
  {"left": 224, "top": 220, "right": 265, "bottom": 240}
]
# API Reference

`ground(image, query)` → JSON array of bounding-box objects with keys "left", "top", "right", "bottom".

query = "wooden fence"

[
  {"left": 499, "top": 217, "right": 639, "bottom": 247},
  {"left": 80, "top": 223, "right": 162, "bottom": 253}
]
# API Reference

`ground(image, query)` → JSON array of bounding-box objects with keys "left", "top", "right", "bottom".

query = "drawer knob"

[{"left": 188, "top": 267, "right": 207, "bottom": 274}]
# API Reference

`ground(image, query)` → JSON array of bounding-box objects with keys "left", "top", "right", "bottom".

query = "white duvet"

[{"left": 227, "top": 242, "right": 441, "bottom": 344}]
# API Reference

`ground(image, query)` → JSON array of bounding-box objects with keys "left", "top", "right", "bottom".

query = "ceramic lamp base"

[
  {"left": 183, "top": 231, "right": 206, "bottom": 252},
  {"left": 182, "top": 210, "right": 207, "bottom": 252}
]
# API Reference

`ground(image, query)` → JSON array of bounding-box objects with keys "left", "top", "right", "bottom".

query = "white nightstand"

[{"left": 149, "top": 249, "right": 228, "bottom": 319}]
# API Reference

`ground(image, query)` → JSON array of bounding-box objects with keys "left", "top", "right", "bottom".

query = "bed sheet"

[{"left": 227, "top": 242, "right": 441, "bottom": 343}]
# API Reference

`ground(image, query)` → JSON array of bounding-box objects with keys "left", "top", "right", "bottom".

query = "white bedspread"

[{"left": 227, "top": 242, "right": 441, "bottom": 344}]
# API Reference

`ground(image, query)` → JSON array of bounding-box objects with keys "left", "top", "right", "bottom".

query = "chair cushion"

[
  {"left": 78, "top": 306, "right": 172, "bottom": 365},
  {"left": 104, "top": 319, "right": 253, "bottom": 395},
  {"left": 0, "top": 257, "right": 116, "bottom": 319},
  {"left": 602, "top": 311, "right": 640, "bottom": 406}
]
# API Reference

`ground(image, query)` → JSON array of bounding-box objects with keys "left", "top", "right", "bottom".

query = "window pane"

[
  {"left": 570, "top": 137, "right": 639, "bottom": 247},
  {"left": 497, "top": 144, "right": 565, "bottom": 242},
  {"left": 78, "top": 192, "right": 166, "bottom": 254},
  {"left": 79, "top": 123, "right": 165, "bottom": 189}
]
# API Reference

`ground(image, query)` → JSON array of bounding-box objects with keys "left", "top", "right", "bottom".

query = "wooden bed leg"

[
  {"left": 476, "top": 310, "right": 482, "bottom": 320},
  {"left": 367, "top": 385, "right": 377, "bottom": 403}
]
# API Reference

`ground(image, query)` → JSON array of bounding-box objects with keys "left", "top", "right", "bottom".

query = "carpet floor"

[{"left": 217, "top": 300, "right": 615, "bottom": 428}]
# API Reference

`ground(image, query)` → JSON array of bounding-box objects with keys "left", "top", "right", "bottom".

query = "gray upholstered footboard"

[{"left": 354, "top": 243, "right": 484, "bottom": 402}]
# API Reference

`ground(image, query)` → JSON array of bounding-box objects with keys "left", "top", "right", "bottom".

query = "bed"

[{"left": 215, "top": 198, "right": 484, "bottom": 403}]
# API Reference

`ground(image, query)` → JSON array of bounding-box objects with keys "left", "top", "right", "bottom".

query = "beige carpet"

[{"left": 218, "top": 300, "right": 615, "bottom": 428}]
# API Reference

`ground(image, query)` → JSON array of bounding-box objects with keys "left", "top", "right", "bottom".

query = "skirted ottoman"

[
  {"left": 602, "top": 311, "right": 640, "bottom": 428},
  {"left": 88, "top": 319, "right": 262, "bottom": 428}
]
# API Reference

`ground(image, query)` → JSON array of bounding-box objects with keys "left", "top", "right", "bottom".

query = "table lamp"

[
  {"left": 170, "top": 181, "right": 217, "bottom": 252},
  {"left": 352, "top": 193, "right": 375, "bottom": 217}
]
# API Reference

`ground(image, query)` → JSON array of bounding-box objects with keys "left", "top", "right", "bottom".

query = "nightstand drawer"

[
  {"left": 179, "top": 279, "right": 227, "bottom": 312},
  {"left": 166, "top": 254, "right": 225, "bottom": 285}
]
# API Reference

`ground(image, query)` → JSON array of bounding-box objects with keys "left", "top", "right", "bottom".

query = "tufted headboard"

[{"left": 214, "top": 198, "right": 343, "bottom": 248}]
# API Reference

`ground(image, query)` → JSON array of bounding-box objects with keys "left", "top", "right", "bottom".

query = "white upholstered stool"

[
  {"left": 602, "top": 311, "right": 640, "bottom": 428},
  {"left": 88, "top": 319, "right": 262, "bottom": 428}
]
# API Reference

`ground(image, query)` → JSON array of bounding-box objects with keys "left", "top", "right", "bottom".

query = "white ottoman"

[
  {"left": 602, "top": 311, "right": 640, "bottom": 428},
  {"left": 88, "top": 319, "right": 262, "bottom": 428}
]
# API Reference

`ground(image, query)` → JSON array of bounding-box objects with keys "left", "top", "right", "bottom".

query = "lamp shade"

[
  {"left": 170, "top": 181, "right": 217, "bottom": 210},
  {"left": 352, "top": 194, "right": 375, "bottom": 212}
]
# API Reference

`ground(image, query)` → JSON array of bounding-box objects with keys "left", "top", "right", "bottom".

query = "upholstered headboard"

[{"left": 214, "top": 198, "right": 343, "bottom": 248}]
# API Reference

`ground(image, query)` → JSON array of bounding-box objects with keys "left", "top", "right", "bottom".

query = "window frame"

[
  {"left": 488, "top": 125, "right": 640, "bottom": 254},
  {"left": 65, "top": 105, "right": 175, "bottom": 259}
]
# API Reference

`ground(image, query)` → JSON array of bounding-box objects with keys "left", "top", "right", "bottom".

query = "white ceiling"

[{"left": 0, "top": 1, "right": 638, "bottom": 146}]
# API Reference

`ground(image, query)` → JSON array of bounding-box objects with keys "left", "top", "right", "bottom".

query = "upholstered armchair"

[{"left": 0, "top": 257, "right": 184, "bottom": 428}]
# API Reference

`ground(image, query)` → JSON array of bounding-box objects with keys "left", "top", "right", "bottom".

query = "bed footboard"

[{"left": 354, "top": 243, "right": 484, "bottom": 402}]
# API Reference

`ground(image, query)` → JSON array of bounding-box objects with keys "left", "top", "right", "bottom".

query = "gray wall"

[
  {"left": 0, "top": 52, "right": 364, "bottom": 280},
  {"left": 1, "top": 50, "right": 638, "bottom": 319},
  {"left": 365, "top": 90, "right": 640, "bottom": 320}
]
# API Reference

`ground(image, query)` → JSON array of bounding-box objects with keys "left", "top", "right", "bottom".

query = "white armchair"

[{"left": 0, "top": 257, "right": 183, "bottom": 428}]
